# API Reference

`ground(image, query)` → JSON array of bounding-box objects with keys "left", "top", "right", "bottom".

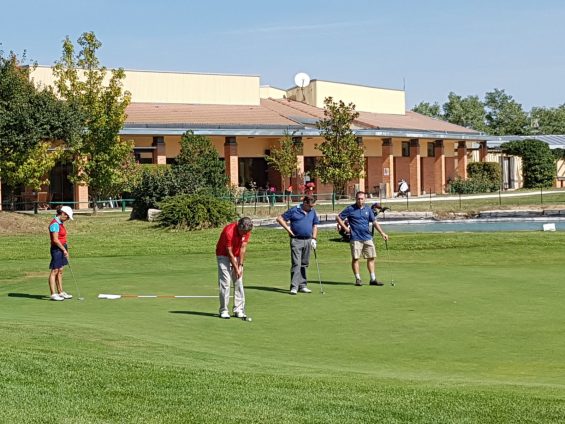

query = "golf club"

[
  {"left": 313, "top": 248, "right": 325, "bottom": 294},
  {"left": 384, "top": 239, "right": 395, "bottom": 287},
  {"left": 67, "top": 260, "right": 85, "bottom": 300}
]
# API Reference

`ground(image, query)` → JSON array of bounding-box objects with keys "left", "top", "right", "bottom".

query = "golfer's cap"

[{"left": 60, "top": 205, "right": 74, "bottom": 220}]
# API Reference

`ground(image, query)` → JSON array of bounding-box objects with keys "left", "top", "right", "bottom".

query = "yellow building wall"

[
  {"left": 362, "top": 137, "right": 383, "bottom": 156},
  {"left": 288, "top": 80, "right": 405, "bottom": 115},
  {"left": 557, "top": 159, "right": 565, "bottom": 178},
  {"left": 30, "top": 66, "right": 260, "bottom": 105},
  {"left": 237, "top": 138, "right": 273, "bottom": 157},
  {"left": 303, "top": 138, "right": 324, "bottom": 156},
  {"left": 260, "top": 86, "right": 287, "bottom": 99}
]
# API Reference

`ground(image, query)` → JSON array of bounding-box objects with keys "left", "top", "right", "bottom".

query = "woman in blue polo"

[
  {"left": 276, "top": 195, "right": 319, "bottom": 295},
  {"left": 48, "top": 205, "right": 74, "bottom": 301}
]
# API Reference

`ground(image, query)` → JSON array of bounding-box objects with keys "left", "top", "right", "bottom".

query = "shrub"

[
  {"left": 467, "top": 162, "right": 501, "bottom": 192},
  {"left": 157, "top": 194, "right": 237, "bottom": 230},
  {"left": 130, "top": 166, "right": 174, "bottom": 220},
  {"left": 449, "top": 176, "right": 497, "bottom": 194},
  {"left": 501, "top": 139, "right": 556, "bottom": 188},
  {"left": 130, "top": 131, "right": 230, "bottom": 220}
]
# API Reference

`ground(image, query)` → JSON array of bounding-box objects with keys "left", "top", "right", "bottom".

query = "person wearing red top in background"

[
  {"left": 48, "top": 205, "right": 74, "bottom": 301},
  {"left": 215, "top": 217, "right": 253, "bottom": 319}
]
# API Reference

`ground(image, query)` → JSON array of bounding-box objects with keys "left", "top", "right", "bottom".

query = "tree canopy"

[
  {"left": 266, "top": 131, "right": 301, "bottom": 190},
  {"left": 52, "top": 32, "right": 134, "bottom": 211},
  {"left": 501, "top": 139, "right": 556, "bottom": 188},
  {"left": 315, "top": 97, "right": 364, "bottom": 195},
  {"left": 0, "top": 50, "right": 74, "bottom": 202}
]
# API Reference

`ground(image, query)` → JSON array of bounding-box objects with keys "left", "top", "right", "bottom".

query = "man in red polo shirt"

[{"left": 215, "top": 217, "right": 253, "bottom": 319}]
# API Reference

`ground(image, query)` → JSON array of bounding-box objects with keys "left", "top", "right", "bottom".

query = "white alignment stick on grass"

[{"left": 98, "top": 294, "right": 224, "bottom": 300}]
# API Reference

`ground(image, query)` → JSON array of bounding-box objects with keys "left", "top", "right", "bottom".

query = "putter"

[
  {"left": 67, "top": 261, "right": 85, "bottom": 300},
  {"left": 384, "top": 240, "right": 395, "bottom": 287},
  {"left": 313, "top": 248, "right": 325, "bottom": 294}
]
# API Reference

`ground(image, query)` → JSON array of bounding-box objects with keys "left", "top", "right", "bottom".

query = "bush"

[
  {"left": 501, "top": 139, "right": 556, "bottom": 188},
  {"left": 130, "top": 131, "right": 230, "bottom": 220},
  {"left": 449, "top": 176, "right": 498, "bottom": 194},
  {"left": 130, "top": 166, "right": 175, "bottom": 220},
  {"left": 467, "top": 162, "right": 501, "bottom": 191},
  {"left": 157, "top": 194, "right": 237, "bottom": 230}
]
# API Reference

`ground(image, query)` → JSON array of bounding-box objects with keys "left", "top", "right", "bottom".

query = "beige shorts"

[{"left": 350, "top": 239, "right": 376, "bottom": 260}]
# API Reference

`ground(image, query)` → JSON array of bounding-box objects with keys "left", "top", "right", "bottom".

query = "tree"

[
  {"left": 2, "top": 142, "right": 63, "bottom": 203},
  {"left": 411, "top": 101, "right": 442, "bottom": 119},
  {"left": 1, "top": 50, "right": 75, "bottom": 208},
  {"left": 484, "top": 89, "right": 529, "bottom": 136},
  {"left": 52, "top": 32, "right": 134, "bottom": 212},
  {"left": 501, "top": 139, "right": 556, "bottom": 188},
  {"left": 442, "top": 92, "right": 487, "bottom": 132},
  {"left": 173, "top": 130, "right": 229, "bottom": 195},
  {"left": 266, "top": 130, "right": 301, "bottom": 191},
  {"left": 529, "top": 105, "right": 565, "bottom": 134},
  {"left": 315, "top": 97, "right": 364, "bottom": 196}
]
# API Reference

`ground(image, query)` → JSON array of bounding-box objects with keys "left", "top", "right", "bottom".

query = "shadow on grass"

[
  {"left": 313, "top": 281, "right": 352, "bottom": 286},
  {"left": 8, "top": 293, "right": 49, "bottom": 300},
  {"left": 169, "top": 310, "right": 217, "bottom": 318},
  {"left": 245, "top": 285, "right": 288, "bottom": 294}
]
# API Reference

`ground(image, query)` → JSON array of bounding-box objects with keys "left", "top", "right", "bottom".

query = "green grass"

[{"left": 1, "top": 214, "right": 565, "bottom": 423}]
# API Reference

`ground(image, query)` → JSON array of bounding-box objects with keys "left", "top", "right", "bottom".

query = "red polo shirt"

[{"left": 215, "top": 223, "right": 251, "bottom": 257}]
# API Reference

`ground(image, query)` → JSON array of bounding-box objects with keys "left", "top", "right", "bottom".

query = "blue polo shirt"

[
  {"left": 339, "top": 205, "right": 375, "bottom": 241},
  {"left": 281, "top": 205, "right": 319, "bottom": 238}
]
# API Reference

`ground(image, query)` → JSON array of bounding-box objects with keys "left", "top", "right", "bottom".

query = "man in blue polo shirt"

[
  {"left": 276, "top": 195, "right": 319, "bottom": 295},
  {"left": 337, "top": 191, "right": 388, "bottom": 286}
]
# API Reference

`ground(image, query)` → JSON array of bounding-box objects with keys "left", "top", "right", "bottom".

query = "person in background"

[
  {"left": 276, "top": 195, "right": 319, "bottom": 295},
  {"left": 336, "top": 192, "right": 388, "bottom": 286},
  {"left": 215, "top": 217, "right": 253, "bottom": 319},
  {"left": 48, "top": 205, "right": 74, "bottom": 301}
]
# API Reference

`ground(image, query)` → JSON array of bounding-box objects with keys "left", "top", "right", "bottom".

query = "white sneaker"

[
  {"left": 234, "top": 311, "right": 247, "bottom": 319},
  {"left": 220, "top": 311, "right": 231, "bottom": 319},
  {"left": 59, "top": 292, "right": 73, "bottom": 299},
  {"left": 290, "top": 288, "right": 298, "bottom": 295},
  {"left": 299, "top": 287, "right": 312, "bottom": 293},
  {"left": 50, "top": 293, "right": 64, "bottom": 301}
]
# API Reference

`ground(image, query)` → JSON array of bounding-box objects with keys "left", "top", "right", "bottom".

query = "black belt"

[{"left": 292, "top": 236, "right": 312, "bottom": 240}]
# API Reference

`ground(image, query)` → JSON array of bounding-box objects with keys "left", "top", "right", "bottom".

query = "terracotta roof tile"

[
  {"left": 125, "top": 102, "right": 299, "bottom": 127},
  {"left": 125, "top": 99, "right": 480, "bottom": 135}
]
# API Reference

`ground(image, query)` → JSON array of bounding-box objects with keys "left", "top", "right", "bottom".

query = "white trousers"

[{"left": 217, "top": 256, "right": 245, "bottom": 314}]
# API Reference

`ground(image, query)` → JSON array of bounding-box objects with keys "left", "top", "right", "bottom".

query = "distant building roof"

[
  {"left": 122, "top": 98, "right": 485, "bottom": 140},
  {"left": 486, "top": 135, "right": 565, "bottom": 149}
]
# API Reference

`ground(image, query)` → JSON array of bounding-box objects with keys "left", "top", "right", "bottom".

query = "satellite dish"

[{"left": 294, "top": 72, "right": 311, "bottom": 88}]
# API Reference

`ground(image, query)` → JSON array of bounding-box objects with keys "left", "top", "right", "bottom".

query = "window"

[
  {"left": 402, "top": 142, "right": 410, "bottom": 157},
  {"left": 427, "top": 142, "right": 435, "bottom": 157}
]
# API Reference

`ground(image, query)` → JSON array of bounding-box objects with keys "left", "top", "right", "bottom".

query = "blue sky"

[{"left": 2, "top": 0, "right": 564, "bottom": 110}]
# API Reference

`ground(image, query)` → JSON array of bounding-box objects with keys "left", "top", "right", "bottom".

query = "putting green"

[{"left": 1, "top": 214, "right": 564, "bottom": 423}]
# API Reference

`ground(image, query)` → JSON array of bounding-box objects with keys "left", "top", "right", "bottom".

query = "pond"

[{"left": 311, "top": 218, "right": 565, "bottom": 233}]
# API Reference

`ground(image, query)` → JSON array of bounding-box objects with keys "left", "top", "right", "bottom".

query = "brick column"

[
  {"left": 224, "top": 136, "right": 239, "bottom": 186},
  {"left": 409, "top": 139, "right": 421, "bottom": 196},
  {"left": 152, "top": 136, "right": 167, "bottom": 165},
  {"left": 479, "top": 141, "right": 488, "bottom": 162},
  {"left": 381, "top": 138, "right": 394, "bottom": 198},
  {"left": 433, "top": 140, "right": 446, "bottom": 194},
  {"left": 457, "top": 141, "right": 468, "bottom": 179},
  {"left": 74, "top": 184, "right": 89, "bottom": 210}
]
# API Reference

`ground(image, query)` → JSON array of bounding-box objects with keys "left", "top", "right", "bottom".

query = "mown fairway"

[{"left": 1, "top": 213, "right": 564, "bottom": 423}]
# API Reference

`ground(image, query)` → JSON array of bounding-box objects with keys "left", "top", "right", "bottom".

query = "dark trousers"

[{"left": 290, "top": 238, "right": 311, "bottom": 290}]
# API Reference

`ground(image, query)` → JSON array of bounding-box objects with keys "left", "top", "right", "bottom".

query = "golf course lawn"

[{"left": 1, "top": 213, "right": 564, "bottom": 423}]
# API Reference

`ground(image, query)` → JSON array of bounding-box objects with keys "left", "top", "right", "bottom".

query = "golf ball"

[{"left": 246, "top": 317, "right": 252, "bottom": 322}]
